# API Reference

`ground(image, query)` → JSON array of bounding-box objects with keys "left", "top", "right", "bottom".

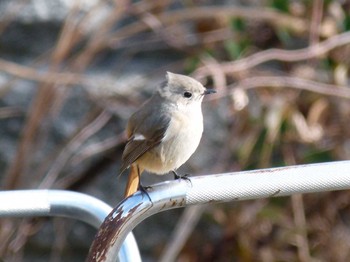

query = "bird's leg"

[{"left": 137, "top": 166, "right": 152, "bottom": 201}]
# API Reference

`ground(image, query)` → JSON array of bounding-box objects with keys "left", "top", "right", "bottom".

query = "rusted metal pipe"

[
  {"left": 0, "top": 190, "right": 141, "bottom": 262},
  {"left": 87, "top": 160, "right": 350, "bottom": 262}
]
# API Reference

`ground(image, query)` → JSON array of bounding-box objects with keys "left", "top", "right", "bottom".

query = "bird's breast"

[
  {"left": 159, "top": 109, "right": 203, "bottom": 168},
  {"left": 136, "top": 107, "right": 204, "bottom": 174}
]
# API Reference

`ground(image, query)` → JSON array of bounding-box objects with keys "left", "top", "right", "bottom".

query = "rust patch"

[
  {"left": 245, "top": 165, "right": 297, "bottom": 175},
  {"left": 86, "top": 202, "right": 143, "bottom": 262},
  {"left": 157, "top": 197, "right": 186, "bottom": 211},
  {"left": 270, "top": 189, "right": 281, "bottom": 197}
]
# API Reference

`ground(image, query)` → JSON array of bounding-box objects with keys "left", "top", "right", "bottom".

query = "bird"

[{"left": 120, "top": 72, "right": 216, "bottom": 197}]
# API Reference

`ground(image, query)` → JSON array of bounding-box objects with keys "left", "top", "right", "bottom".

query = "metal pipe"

[
  {"left": 0, "top": 190, "right": 141, "bottom": 262},
  {"left": 87, "top": 160, "right": 350, "bottom": 262}
]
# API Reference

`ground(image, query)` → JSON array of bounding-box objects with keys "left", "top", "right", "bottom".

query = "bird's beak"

[{"left": 204, "top": 88, "right": 216, "bottom": 95}]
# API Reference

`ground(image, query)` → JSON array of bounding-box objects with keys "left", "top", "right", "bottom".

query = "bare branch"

[
  {"left": 195, "top": 31, "right": 350, "bottom": 77},
  {"left": 108, "top": 6, "right": 307, "bottom": 47},
  {"left": 38, "top": 110, "right": 112, "bottom": 189},
  {"left": 207, "top": 76, "right": 350, "bottom": 100},
  {"left": 0, "top": 59, "right": 84, "bottom": 85}
]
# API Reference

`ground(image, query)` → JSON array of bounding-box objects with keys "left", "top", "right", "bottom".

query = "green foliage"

[
  {"left": 230, "top": 17, "right": 246, "bottom": 32},
  {"left": 303, "top": 148, "right": 334, "bottom": 163},
  {"left": 184, "top": 56, "right": 200, "bottom": 74},
  {"left": 270, "top": 0, "right": 289, "bottom": 13},
  {"left": 224, "top": 39, "right": 244, "bottom": 60},
  {"left": 344, "top": 14, "right": 350, "bottom": 31},
  {"left": 257, "top": 200, "right": 287, "bottom": 221}
]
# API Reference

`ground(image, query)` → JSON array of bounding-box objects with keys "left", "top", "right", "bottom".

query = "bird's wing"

[{"left": 120, "top": 112, "right": 171, "bottom": 173}]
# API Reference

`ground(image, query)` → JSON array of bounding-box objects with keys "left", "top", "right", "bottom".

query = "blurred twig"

[
  {"left": 109, "top": 6, "right": 306, "bottom": 48},
  {"left": 195, "top": 31, "right": 350, "bottom": 77},
  {"left": 0, "top": 59, "right": 84, "bottom": 85},
  {"left": 309, "top": 0, "right": 323, "bottom": 47},
  {"left": 3, "top": 2, "right": 85, "bottom": 190},
  {"left": 0, "top": 1, "right": 26, "bottom": 34},
  {"left": 0, "top": 106, "right": 23, "bottom": 119},
  {"left": 72, "top": 0, "right": 130, "bottom": 69},
  {"left": 284, "top": 148, "right": 313, "bottom": 262},
  {"left": 235, "top": 76, "right": 350, "bottom": 99},
  {"left": 157, "top": 6, "right": 306, "bottom": 32},
  {"left": 39, "top": 109, "right": 112, "bottom": 189},
  {"left": 199, "top": 55, "right": 227, "bottom": 93},
  {"left": 204, "top": 76, "right": 350, "bottom": 101},
  {"left": 292, "top": 194, "right": 312, "bottom": 262},
  {"left": 207, "top": 76, "right": 350, "bottom": 101},
  {"left": 69, "top": 133, "right": 124, "bottom": 166},
  {"left": 63, "top": 144, "right": 122, "bottom": 191},
  {"left": 3, "top": 83, "right": 57, "bottom": 189},
  {"left": 159, "top": 205, "right": 207, "bottom": 262}
]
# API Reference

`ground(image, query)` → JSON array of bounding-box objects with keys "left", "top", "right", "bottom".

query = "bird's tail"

[{"left": 124, "top": 165, "right": 142, "bottom": 197}]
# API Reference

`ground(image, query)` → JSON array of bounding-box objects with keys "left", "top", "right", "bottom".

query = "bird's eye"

[{"left": 183, "top": 91, "right": 192, "bottom": 98}]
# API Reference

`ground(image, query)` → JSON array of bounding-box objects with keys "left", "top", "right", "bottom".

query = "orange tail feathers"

[{"left": 124, "top": 165, "right": 143, "bottom": 197}]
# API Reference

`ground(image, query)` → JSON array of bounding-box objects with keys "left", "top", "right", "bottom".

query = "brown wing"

[
  {"left": 120, "top": 93, "right": 172, "bottom": 173},
  {"left": 120, "top": 123, "right": 169, "bottom": 173}
]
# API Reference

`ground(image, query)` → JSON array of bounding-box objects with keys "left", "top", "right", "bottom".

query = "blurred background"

[{"left": 1, "top": 0, "right": 350, "bottom": 261}]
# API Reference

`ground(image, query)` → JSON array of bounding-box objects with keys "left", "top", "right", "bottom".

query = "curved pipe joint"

[
  {"left": 87, "top": 160, "right": 350, "bottom": 261},
  {"left": 0, "top": 190, "right": 140, "bottom": 262}
]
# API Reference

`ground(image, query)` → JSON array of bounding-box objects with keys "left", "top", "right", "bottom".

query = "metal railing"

[
  {"left": 0, "top": 190, "right": 141, "bottom": 262},
  {"left": 86, "top": 160, "right": 350, "bottom": 261},
  {"left": 1, "top": 160, "right": 350, "bottom": 261}
]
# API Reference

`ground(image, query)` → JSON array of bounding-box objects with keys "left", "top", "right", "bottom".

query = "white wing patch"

[{"left": 133, "top": 133, "right": 146, "bottom": 141}]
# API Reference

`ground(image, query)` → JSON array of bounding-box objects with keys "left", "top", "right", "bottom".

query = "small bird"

[{"left": 120, "top": 72, "right": 216, "bottom": 197}]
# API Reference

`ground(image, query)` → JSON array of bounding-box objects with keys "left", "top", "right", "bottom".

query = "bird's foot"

[
  {"left": 138, "top": 183, "right": 152, "bottom": 201},
  {"left": 171, "top": 171, "right": 192, "bottom": 184}
]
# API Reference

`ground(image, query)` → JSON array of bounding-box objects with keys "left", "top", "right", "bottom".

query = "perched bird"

[{"left": 120, "top": 72, "right": 216, "bottom": 197}]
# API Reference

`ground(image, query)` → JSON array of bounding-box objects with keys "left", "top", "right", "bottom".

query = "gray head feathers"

[{"left": 157, "top": 72, "right": 208, "bottom": 105}]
